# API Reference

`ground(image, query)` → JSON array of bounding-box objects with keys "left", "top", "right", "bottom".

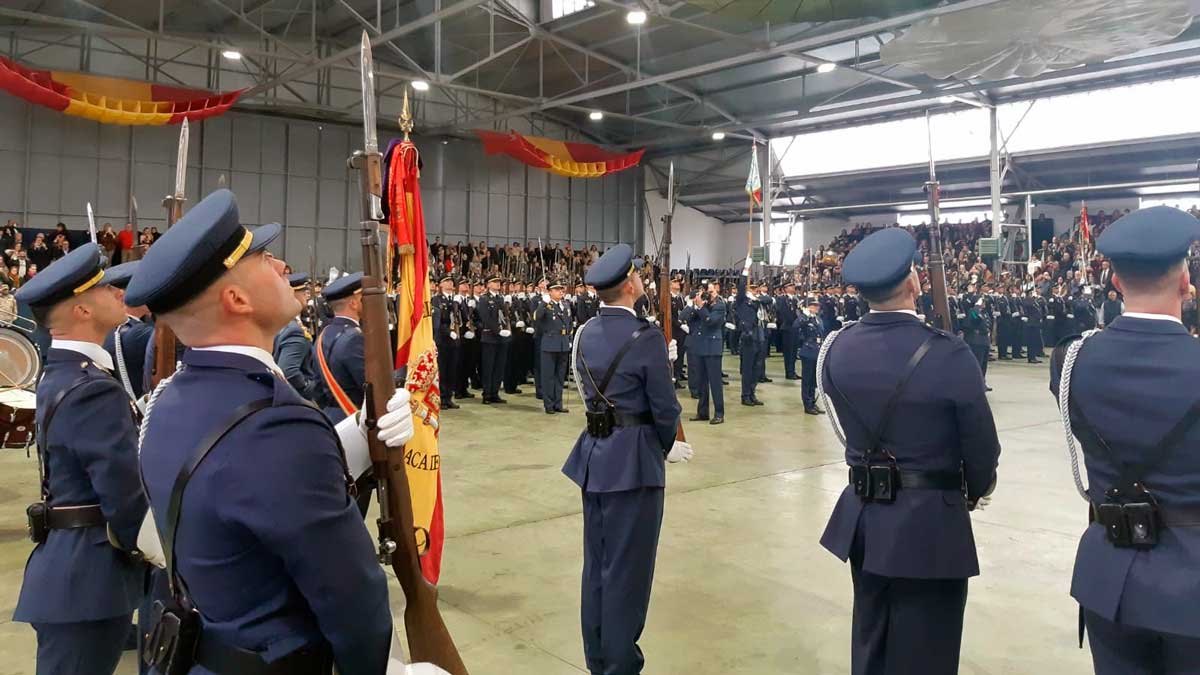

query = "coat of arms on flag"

[{"left": 746, "top": 143, "right": 763, "bottom": 207}]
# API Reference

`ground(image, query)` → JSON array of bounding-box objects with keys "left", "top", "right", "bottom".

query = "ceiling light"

[
  {"left": 411, "top": 79, "right": 430, "bottom": 92},
  {"left": 939, "top": 95, "right": 956, "bottom": 104},
  {"left": 816, "top": 62, "right": 837, "bottom": 74},
  {"left": 711, "top": 131, "right": 726, "bottom": 141},
  {"left": 589, "top": 111, "right": 604, "bottom": 121},
  {"left": 221, "top": 50, "right": 242, "bottom": 61},
  {"left": 626, "top": 10, "right": 647, "bottom": 25}
]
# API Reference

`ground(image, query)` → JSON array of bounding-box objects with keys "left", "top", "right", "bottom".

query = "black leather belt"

[
  {"left": 1091, "top": 503, "right": 1200, "bottom": 528},
  {"left": 848, "top": 467, "right": 963, "bottom": 491},
  {"left": 45, "top": 505, "right": 105, "bottom": 530},
  {"left": 614, "top": 410, "right": 656, "bottom": 427},
  {"left": 195, "top": 636, "right": 333, "bottom": 675}
]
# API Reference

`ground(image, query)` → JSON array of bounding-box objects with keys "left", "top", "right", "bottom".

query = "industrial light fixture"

[
  {"left": 626, "top": 10, "right": 647, "bottom": 25},
  {"left": 221, "top": 50, "right": 242, "bottom": 61},
  {"left": 589, "top": 111, "right": 604, "bottom": 121},
  {"left": 411, "top": 79, "right": 430, "bottom": 91},
  {"left": 816, "top": 62, "right": 837, "bottom": 74},
  {"left": 939, "top": 95, "right": 956, "bottom": 104},
  {"left": 711, "top": 131, "right": 726, "bottom": 141}
]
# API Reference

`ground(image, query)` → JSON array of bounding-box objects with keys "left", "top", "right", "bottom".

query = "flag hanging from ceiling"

[
  {"left": 475, "top": 130, "right": 644, "bottom": 178},
  {"left": 746, "top": 142, "right": 763, "bottom": 207},
  {"left": 385, "top": 137, "right": 446, "bottom": 585},
  {"left": 1079, "top": 202, "right": 1091, "bottom": 241},
  {"left": 0, "top": 57, "right": 241, "bottom": 125}
]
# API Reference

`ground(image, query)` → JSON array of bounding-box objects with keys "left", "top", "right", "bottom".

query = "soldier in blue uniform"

[
  {"left": 312, "top": 272, "right": 366, "bottom": 422},
  {"left": 680, "top": 279, "right": 726, "bottom": 424},
  {"left": 476, "top": 275, "right": 511, "bottom": 404},
  {"left": 272, "top": 272, "right": 317, "bottom": 401},
  {"left": 776, "top": 281, "right": 801, "bottom": 381},
  {"left": 1021, "top": 288, "right": 1044, "bottom": 363},
  {"left": 564, "top": 243, "right": 691, "bottom": 675},
  {"left": 535, "top": 280, "right": 573, "bottom": 414},
  {"left": 733, "top": 259, "right": 766, "bottom": 407},
  {"left": 962, "top": 285, "right": 993, "bottom": 391},
  {"left": 1050, "top": 206, "right": 1200, "bottom": 674},
  {"left": 817, "top": 227, "right": 1001, "bottom": 675},
  {"left": 101, "top": 260, "right": 154, "bottom": 402},
  {"left": 431, "top": 275, "right": 461, "bottom": 410},
  {"left": 798, "top": 297, "right": 825, "bottom": 415},
  {"left": 124, "top": 189, "right": 417, "bottom": 675},
  {"left": 13, "top": 243, "right": 152, "bottom": 675}
]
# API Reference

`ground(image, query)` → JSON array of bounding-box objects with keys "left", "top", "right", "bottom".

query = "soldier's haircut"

[{"left": 1111, "top": 258, "right": 1184, "bottom": 293}]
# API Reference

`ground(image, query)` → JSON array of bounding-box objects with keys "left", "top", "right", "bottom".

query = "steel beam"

[{"left": 448, "top": 34, "right": 531, "bottom": 81}]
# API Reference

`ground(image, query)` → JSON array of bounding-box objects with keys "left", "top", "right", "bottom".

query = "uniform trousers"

[
  {"left": 456, "top": 338, "right": 480, "bottom": 395},
  {"left": 686, "top": 348, "right": 700, "bottom": 398},
  {"left": 480, "top": 341, "right": 507, "bottom": 399},
  {"left": 849, "top": 532, "right": 967, "bottom": 675},
  {"left": 1023, "top": 324, "right": 1044, "bottom": 361},
  {"left": 581, "top": 487, "right": 664, "bottom": 675},
  {"left": 781, "top": 329, "right": 798, "bottom": 378},
  {"left": 738, "top": 337, "right": 762, "bottom": 401},
  {"left": 541, "top": 351, "right": 568, "bottom": 412},
  {"left": 33, "top": 616, "right": 131, "bottom": 675},
  {"left": 800, "top": 356, "right": 817, "bottom": 408},
  {"left": 672, "top": 339, "right": 686, "bottom": 384},
  {"left": 435, "top": 338, "right": 456, "bottom": 402},
  {"left": 968, "top": 342, "right": 989, "bottom": 381},
  {"left": 533, "top": 335, "right": 544, "bottom": 397},
  {"left": 693, "top": 354, "right": 725, "bottom": 418},
  {"left": 1084, "top": 609, "right": 1200, "bottom": 675}
]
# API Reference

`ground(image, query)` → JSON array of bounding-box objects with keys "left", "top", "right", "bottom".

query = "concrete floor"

[{"left": 0, "top": 353, "right": 1096, "bottom": 674}]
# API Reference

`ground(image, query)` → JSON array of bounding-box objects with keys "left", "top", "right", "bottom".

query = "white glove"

[
  {"left": 1046, "top": 315, "right": 1055, "bottom": 319},
  {"left": 449, "top": 331, "right": 458, "bottom": 340},
  {"left": 653, "top": 319, "right": 661, "bottom": 326},
  {"left": 681, "top": 323, "right": 690, "bottom": 334},
  {"left": 767, "top": 322, "right": 777, "bottom": 329},
  {"left": 499, "top": 329, "right": 512, "bottom": 338},
  {"left": 467, "top": 299, "right": 476, "bottom": 308},
  {"left": 503, "top": 294, "right": 512, "bottom": 303},
  {"left": 992, "top": 311, "right": 1000, "bottom": 317},
  {"left": 337, "top": 412, "right": 372, "bottom": 479},
  {"left": 464, "top": 330, "right": 475, "bottom": 339},
  {"left": 1067, "top": 314, "right": 1074, "bottom": 318},
  {"left": 516, "top": 320, "right": 526, "bottom": 329},
  {"left": 542, "top": 293, "right": 551, "bottom": 303},
  {"left": 836, "top": 316, "right": 844, "bottom": 321},
  {"left": 668, "top": 339, "right": 677, "bottom": 363},
  {"left": 956, "top": 313, "right": 966, "bottom": 319},
  {"left": 525, "top": 326, "right": 535, "bottom": 334},
  {"left": 724, "top": 322, "right": 735, "bottom": 330},
  {"left": 1021, "top": 317, "right": 1028, "bottom": 322},
  {"left": 453, "top": 294, "right": 462, "bottom": 302},
  {"left": 377, "top": 388, "right": 415, "bottom": 448},
  {"left": 134, "top": 514, "right": 166, "bottom": 568},
  {"left": 667, "top": 440, "right": 693, "bottom": 463},
  {"left": 744, "top": 255, "right": 753, "bottom": 269},
  {"left": 517, "top": 292, "right": 526, "bottom": 299}
]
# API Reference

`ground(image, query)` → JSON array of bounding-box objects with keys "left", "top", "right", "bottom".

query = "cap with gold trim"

[
  {"left": 15, "top": 242, "right": 107, "bottom": 308},
  {"left": 124, "top": 189, "right": 280, "bottom": 314}
]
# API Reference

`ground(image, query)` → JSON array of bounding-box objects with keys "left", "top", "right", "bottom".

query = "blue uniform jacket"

[
  {"left": 14, "top": 348, "right": 147, "bottom": 624},
  {"left": 775, "top": 295, "right": 800, "bottom": 333},
  {"left": 139, "top": 349, "right": 392, "bottom": 673},
  {"left": 733, "top": 276, "right": 765, "bottom": 343},
  {"left": 680, "top": 299, "right": 726, "bottom": 357},
  {"left": 312, "top": 317, "right": 365, "bottom": 422},
  {"left": 798, "top": 313, "right": 824, "bottom": 359},
  {"left": 475, "top": 293, "right": 507, "bottom": 344},
  {"left": 273, "top": 320, "right": 316, "bottom": 401},
  {"left": 563, "top": 308, "right": 682, "bottom": 493},
  {"left": 104, "top": 316, "right": 153, "bottom": 400},
  {"left": 535, "top": 300, "right": 573, "bottom": 352},
  {"left": 1050, "top": 315, "right": 1200, "bottom": 638},
  {"left": 819, "top": 312, "right": 1001, "bottom": 579}
]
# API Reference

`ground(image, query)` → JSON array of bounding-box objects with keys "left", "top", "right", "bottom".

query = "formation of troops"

[{"left": 7, "top": 186, "right": 1200, "bottom": 675}]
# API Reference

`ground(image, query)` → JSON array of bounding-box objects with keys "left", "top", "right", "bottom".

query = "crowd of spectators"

[{"left": 0, "top": 219, "right": 162, "bottom": 292}]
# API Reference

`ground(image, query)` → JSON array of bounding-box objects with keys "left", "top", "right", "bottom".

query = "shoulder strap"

[
  {"left": 315, "top": 328, "right": 358, "bottom": 417},
  {"left": 579, "top": 326, "right": 649, "bottom": 405},
  {"left": 36, "top": 377, "right": 96, "bottom": 501},
  {"left": 162, "top": 397, "right": 272, "bottom": 599},
  {"left": 1071, "top": 395, "right": 1200, "bottom": 495},
  {"left": 823, "top": 334, "right": 937, "bottom": 456}
]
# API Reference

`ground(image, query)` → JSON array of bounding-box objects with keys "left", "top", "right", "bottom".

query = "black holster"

[
  {"left": 850, "top": 457, "right": 898, "bottom": 504},
  {"left": 25, "top": 502, "right": 48, "bottom": 544},
  {"left": 1096, "top": 490, "right": 1160, "bottom": 549},
  {"left": 586, "top": 401, "right": 616, "bottom": 438},
  {"left": 142, "top": 598, "right": 201, "bottom": 675}
]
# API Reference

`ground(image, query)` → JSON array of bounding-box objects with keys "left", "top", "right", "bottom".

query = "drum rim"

[{"left": 0, "top": 326, "right": 41, "bottom": 389}]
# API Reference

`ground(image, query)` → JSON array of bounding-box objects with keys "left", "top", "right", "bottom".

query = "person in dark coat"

[
  {"left": 564, "top": 244, "right": 689, "bottom": 675},
  {"left": 534, "top": 280, "right": 573, "bottom": 414},
  {"left": 798, "top": 297, "right": 825, "bottom": 414},
  {"left": 430, "top": 275, "right": 461, "bottom": 410},
  {"left": 680, "top": 279, "right": 727, "bottom": 424},
  {"left": 1021, "top": 288, "right": 1044, "bottom": 363},
  {"left": 272, "top": 272, "right": 318, "bottom": 402},
  {"left": 733, "top": 260, "right": 765, "bottom": 407},
  {"left": 312, "top": 273, "right": 366, "bottom": 423},
  {"left": 776, "top": 282, "right": 801, "bottom": 380},
  {"left": 13, "top": 244, "right": 152, "bottom": 675},
  {"left": 818, "top": 228, "right": 1000, "bottom": 675},
  {"left": 1050, "top": 206, "right": 1200, "bottom": 674}
]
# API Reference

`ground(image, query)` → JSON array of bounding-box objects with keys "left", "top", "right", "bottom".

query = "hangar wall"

[{"left": 0, "top": 97, "right": 642, "bottom": 275}]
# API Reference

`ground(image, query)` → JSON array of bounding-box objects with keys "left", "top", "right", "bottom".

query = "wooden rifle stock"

[
  {"left": 657, "top": 206, "right": 685, "bottom": 444},
  {"left": 925, "top": 181, "right": 954, "bottom": 333},
  {"left": 353, "top": 150, "right": 467, "bottom": 675}
]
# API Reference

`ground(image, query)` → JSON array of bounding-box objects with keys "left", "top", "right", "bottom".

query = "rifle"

[
  {"left": 152, "top": 119, "right": 189, "bottom": 386},
  {"left": 86, "top": 202, "right": 97, "bottom": 245},
  {"left": 658, "top": 163, "right": 685, "bottom": 443},
  {"left": 924, "top": 111, "right": 954, "bottom": 332},
  {"left": 349, "top": 33, "right": 467, "bottom": 675}
]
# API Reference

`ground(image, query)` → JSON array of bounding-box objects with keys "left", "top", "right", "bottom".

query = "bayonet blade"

[
  {"left": 174, "top": 118, "right": 190, "bottom": 200},
  {"left": 130, "top": 195, "right": 139, "bottom": 229},
  {"left": 217, "top": 173, "right": 227, "bottom": 189},
  {"left": 666, "top": 162, "right": 676, "bottom": 218},
  {"left": 86, "top": 202, "right": 97, "bottom": 244},
  {"left": 360, "top": 31, "right": 379, "bottom": 156}
]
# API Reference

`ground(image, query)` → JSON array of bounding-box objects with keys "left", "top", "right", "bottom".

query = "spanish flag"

[
  {"left": 0, "top": 57, "right": 240, "bottom": 126},
  {"left": 386, "top": 138, "right": 445, "bottom": 585},
  {"left": 476, "top": 129, "right": 644, "bottom": 179}
]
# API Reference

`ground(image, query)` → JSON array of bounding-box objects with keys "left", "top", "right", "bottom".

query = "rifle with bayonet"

[
  {"left": 349, "top": 32, "right": 467, "bottom": 675},
  {"left": 658, "top": 163, "right": 685, "bottom": 443},
  {"left": 923, "top": 111, "right": 953, "bottom": 332},
  {"left": 152, "top": 119, "right": 189, "bottom": 386}
]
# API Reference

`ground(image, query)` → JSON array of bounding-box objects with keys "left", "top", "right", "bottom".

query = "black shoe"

[
  {"left": 759, "top": 377, "right": 773, "bottom": 383},
  {"left": 555, "top": 407, "right": 569, "bottom": 413},
  {"left": 752, "top": 399, "right": 764, "bottom": 406},
  {"left": 535, "top": 394, "right": 543, "bottom": 400},
  {"left": 505, "top": 388, "right": 523, "bottom": 395},
  {"left": 443, "top": 400, "right": 460, "bottom": 410},
  {"left": 1028, "top": 358, "right": 1042, "bottom": 364},
  {"left": 545, "top": 409, "right": 556, "bottom": 415},
  {"left": 804, "top": 406, "right": 822, "bottom": 415},
  {"left": 741, "top": 399, "right": 755, "bottom": 406},
  {"left": 721, "top": 379, "right": 730, "bottom": 386},
  {"left": 709, "top": 416, "right": 724, "bottom": 425},
  {"left": 674, "top": 381, "right": 685, "bottom": 389},
  {"left": 458, "top": 391, "right": 476, "bottom": 399},
  {"left": 679, "top": 375, "right": 688, "bottom": 381},
  {"left": 985, "top": 386, "right": 994, "bottom": 392},
  {"left": 690, "top": 392, "right": 699, "bottom": 399},
  {"left": 481, "top": 398, "right": 492, "bottom": 405},
  {"left": 493, "top": 397, "right": 508, "bottom": 404},
  {"left": 690, "top": 414, "right": 709, "bottom": 422},
  {"left": 998, "top": 356, "right": 1011, "bottom": 361},
  {"left": 786, "top": 374, "right": 801, "bottom": 380}
]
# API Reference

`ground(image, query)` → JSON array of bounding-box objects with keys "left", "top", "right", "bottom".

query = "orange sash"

[{"left": 315, "top": 328, "right": 358, "bottom": 417}]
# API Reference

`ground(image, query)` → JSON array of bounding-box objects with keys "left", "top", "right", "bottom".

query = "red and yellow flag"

[
  {"left": 0, "top": 57, "right": 240, "bottom": 126},
  {"left": 386, "top": 139, "right": 445, "bottom": 585},
  {"left": 475, "top": 129, "right": 644, "bottom": 178}
]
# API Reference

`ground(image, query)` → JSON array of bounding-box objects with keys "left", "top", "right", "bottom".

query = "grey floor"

[{"left": 0, "top": 353, "right": 1095, "bottom": 674}]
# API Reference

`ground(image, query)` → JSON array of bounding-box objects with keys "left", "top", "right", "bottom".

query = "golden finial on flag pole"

[{"left": 400, "top": 88, "right": 413, "bottom": 141}]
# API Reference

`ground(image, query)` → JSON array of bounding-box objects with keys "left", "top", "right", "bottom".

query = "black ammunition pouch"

[
  {"left": 1071, "top": 397, "right": 1200, "bottom": 550},
  {"left": 26, "top": 502, "right": 48, "bottom": 544},
  {"left": 581, "top": 326, "right": 649, "bottom": 439},
  {"left": 850, "top": 458, "right": 899, "bottom": 504}
]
